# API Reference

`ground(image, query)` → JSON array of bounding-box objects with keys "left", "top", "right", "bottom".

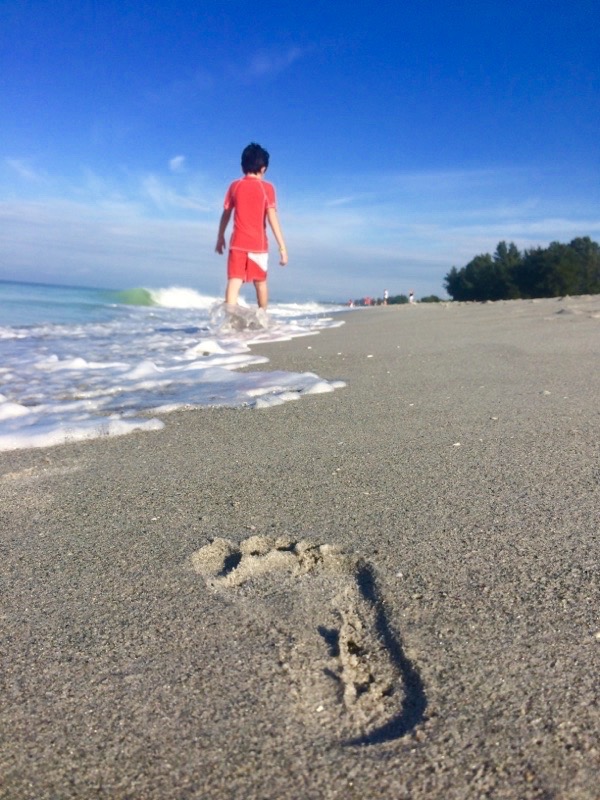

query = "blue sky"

[{"left": 1, "top": 0, "right": 599, "bottom": 302}]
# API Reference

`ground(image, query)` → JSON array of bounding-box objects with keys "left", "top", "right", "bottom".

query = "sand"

[{"left": 1, "top": 295, "right": 599, "bottom": 799}]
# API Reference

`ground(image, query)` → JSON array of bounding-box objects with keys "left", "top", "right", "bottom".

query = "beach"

[{"left": 1, "top": 295, "right": 599, "bottom": 799}]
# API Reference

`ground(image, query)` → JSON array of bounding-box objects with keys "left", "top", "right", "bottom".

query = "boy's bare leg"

[
  {"left": 225, "top": 278, "right": 243, "bottom": 306},
  {"left": 254, "top": 280, "right": 268, "bottom": 310}
]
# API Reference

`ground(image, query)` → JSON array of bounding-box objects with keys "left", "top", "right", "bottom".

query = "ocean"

[{"left": 0, "top": 280, "right": 347, "bottom": 452}]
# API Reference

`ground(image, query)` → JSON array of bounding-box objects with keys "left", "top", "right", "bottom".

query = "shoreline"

[{"left": 1, "top": 295, "right": 599, "bottom": 799}]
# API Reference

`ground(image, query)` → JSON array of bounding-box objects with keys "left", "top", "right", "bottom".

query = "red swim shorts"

[{"left": 227, "top": 250, "right": 268, "bottom": 282}]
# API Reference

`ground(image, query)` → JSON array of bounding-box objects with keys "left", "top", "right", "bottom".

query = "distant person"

[
  {"left": 409, "top": 290, "right": 415, "bottom": 304},
  {"left": 383, "top": 289, "right": 389, "bottom": 305},
  {"left": 215, "top": 143, "right": 288, "bottom": 310}
]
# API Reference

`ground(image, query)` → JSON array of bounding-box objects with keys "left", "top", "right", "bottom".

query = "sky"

[{"left": 1, "top": 0, "right": 599, "bottom": 302}]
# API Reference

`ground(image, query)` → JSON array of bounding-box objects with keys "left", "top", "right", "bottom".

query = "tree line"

[{"left": 444, "top": 237, "right": 600, "bottom": 302}]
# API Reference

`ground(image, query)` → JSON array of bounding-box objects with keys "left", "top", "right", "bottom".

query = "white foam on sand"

[{"left": 0, "top": 301, "right": 347, "bottom": 452}]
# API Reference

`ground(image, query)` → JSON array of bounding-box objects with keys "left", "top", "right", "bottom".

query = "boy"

[{"left": 215, "top": 143, "right": 288, "bottom": 310}]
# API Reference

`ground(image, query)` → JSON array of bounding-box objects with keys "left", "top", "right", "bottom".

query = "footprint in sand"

[{"left": 191, "top": 535, "right": 426, "bottom": 745}]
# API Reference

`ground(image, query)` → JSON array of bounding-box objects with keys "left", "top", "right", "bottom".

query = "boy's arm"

[
  {"left": 266, "top": 207, "right": 288, "bottom": 266},
  {"left": 215, "top": 208, "right": 232, "bottom": 254}
]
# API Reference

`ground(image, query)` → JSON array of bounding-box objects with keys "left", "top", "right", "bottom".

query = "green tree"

[
  {"left": 463, "top": 254, "right": 495, "bottom": 300},
  {"left": 517, "top": 242, "right": 579, "bottom": 297},
  {"left": 568, "top": 237, "right": 600, "bottom": 294},
  {"left": 444, "top": 266, "right": 469, "bottom": 300},
  {"left": 445, "top": 237, "right": 600, "bottom": 301},
  {"left": 494, "top": 241, "right": 521, "bottom": 269},
  {"left": 515, "top": 247, "right": 550, "bottom": 298},
  {"left": 492, "top": 241, "right": 521, "bottom": 299},
  {"left": 445, "top": 250, "right": 516, "bottom": 301}
]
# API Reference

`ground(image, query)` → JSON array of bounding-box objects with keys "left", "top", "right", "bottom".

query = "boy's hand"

[
  {"left": 215, "top": 209, "right": 232, "bottom": 253},
  {"left": 279, "top": 249, "right": 288, "bottom": 266}
]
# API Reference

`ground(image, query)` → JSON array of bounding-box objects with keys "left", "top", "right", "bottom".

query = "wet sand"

[{"left": 1, "top": 295, "right": 599, "bottom": 799}]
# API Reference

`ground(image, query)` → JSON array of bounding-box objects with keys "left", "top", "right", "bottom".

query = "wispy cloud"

[
  {"left": 1, "top": 161, "right": 599, "bottom": 300},
  {"left": 0, "top": 197, "right": 219, "bottom": 290},
  {"left": 5, "top": 157, "right": 45, "bottom": 182},
  {"left": 325, "top": 195, "right": 365, "bottom": 208},
  {"left": 169, "top": 155, "right": 186, "bottom": 173},
  {"left": 246, "top": 46, "right": 305, "bottom": 78},
  {"left": 141, "top": 175, "right": 213, "bottom": 213},
  {"left": 146, "top": 68, "right": 215, "bottom": 105},
  {"left": 146, "top": 44, "right": 306, "bottom": 108}
]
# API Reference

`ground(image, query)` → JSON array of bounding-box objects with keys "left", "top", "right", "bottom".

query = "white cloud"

[
  {"left": 141, "top": 174, "right": 213, "bottom": 212},
  {"left": 5, "top": 157, "right": 44, "bottom": 182},
  {"left": 0, "top": 197, "right": 221, "bottom": 291},
  {"left": 247, "top": 46, "right": 304, "bottom": 78},
  {"left": 1, "top": 162, "right": 599, "bottom": 301},
  {"left": 146, "top": 69, "right": 215, "bottom": 105},
  {"left": 147, "top": 44, "right": 304, "bottom": 106},
  {"left": 325, "top": 195, "right": 363, "bottom": 208},
  {"left": 169, "top": 155, "right": 186, "bottom": 173}
]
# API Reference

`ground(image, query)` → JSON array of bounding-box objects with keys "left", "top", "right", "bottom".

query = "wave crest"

[
  {"left": 107, "top": 288, "right": 155, "bottom": 306},
  {"left": 107, "top": 286, "right": 221, "bottom": 309},
  {"left": 149, "top": 287, "right": 221, "bottom": 309}
]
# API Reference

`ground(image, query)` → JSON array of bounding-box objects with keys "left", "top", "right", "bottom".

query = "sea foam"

[{"left": 0, "top": 288, "right": 347, "bottom": 452}]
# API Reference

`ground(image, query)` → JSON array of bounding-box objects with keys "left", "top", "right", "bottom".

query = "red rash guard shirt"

[{"left": 223, "top": 176, "right": 277, "bottom": 253}]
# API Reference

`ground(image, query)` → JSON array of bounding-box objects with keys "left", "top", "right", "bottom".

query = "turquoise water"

[
  {"left": 0, "top": 280, "right": 156, "bottom": 327},
  {"left": 0, "top": 280, "right": 347, "bottom": 452}
]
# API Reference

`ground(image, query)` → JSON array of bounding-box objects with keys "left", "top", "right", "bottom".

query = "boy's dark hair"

[{"left": 241, "top": 143, "right": 270, "bottom": 174}]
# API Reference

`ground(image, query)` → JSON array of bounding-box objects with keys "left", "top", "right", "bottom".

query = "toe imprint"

[{"left": 191, "top": 535, "right": 426, "bottom": 745}]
